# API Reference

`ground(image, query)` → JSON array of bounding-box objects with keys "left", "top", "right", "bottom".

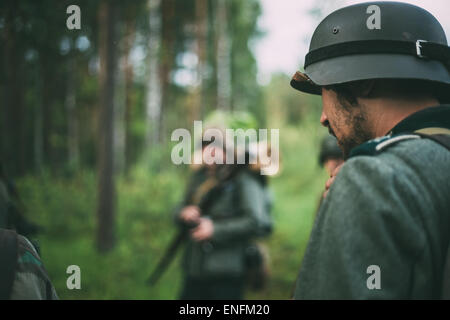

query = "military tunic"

[
  {"left": 177, "top": 165, "right": 273, "bottom": 299},
  {"left": 294, "top": 105, "right": 450, "bottom": 299}
]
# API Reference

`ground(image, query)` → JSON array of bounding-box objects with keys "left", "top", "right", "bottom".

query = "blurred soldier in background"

[
  {"left": 290, "top": 2, "right": 450, "bottom": 299},
  {"left": 316, "top": 135, "right": 344, "bottom": 209},
  {"left": 175, "top": 111, "right": 273, "bottom": 300},
  {"left": 318, "top": 135, "right": 343, "bottom": 177}
]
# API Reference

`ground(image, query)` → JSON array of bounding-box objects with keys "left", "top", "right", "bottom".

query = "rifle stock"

[{"left": 146, "top": 221, "right": 198, "bottom": 286}]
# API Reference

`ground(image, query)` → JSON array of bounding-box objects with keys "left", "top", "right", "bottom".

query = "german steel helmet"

[{"left": 290, "top": 1, "right": 450, "bottom": 100}]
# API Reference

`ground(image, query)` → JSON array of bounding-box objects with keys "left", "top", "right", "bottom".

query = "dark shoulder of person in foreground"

[{"left": 1, "top": 228, "right": 58, "bottom": 300}]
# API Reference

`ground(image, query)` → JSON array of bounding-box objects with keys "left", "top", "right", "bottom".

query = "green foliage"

[
  {"left": 18, "top": 171, "right": 97, "bottom": 238},
  {"left": 18, "top": 163, "right": 187, "bottom": 299},
  {"left": 265, "top": 73, "right": 322, "bottom": 127},
  {"left": 204, "top": 109, "right": 259, "bottom": 131}
]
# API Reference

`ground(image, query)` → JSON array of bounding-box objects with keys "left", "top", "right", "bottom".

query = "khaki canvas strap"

[{"left": 191, "top": 177, "right": 218, "bottom": 206}]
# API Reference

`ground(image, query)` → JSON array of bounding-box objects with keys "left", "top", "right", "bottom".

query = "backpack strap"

[{"left": 0, "top": 229, "right": 19, "bottom": 300}]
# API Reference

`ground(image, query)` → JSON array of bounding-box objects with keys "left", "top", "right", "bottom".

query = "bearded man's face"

[{"left": 320, "top": 88, "right": 373, "bottom": 159}]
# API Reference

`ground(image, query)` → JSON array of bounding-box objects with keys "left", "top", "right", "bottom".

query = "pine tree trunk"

[
  {"left": 195, "top": 0, "right": 208, "bottom": 119},
  {"left": 114, "top": 49, "right": 126, "bottom": 175},
  {"left": 123, "top": 9, "right": 136, "bottom": 174},
  {"left": 216, "top": 0, "right": 232, "bottom": 111},
  {"left": 2, "top": 0, "right": 25, "bottom": 176},
  {"left": 34, "top": 65, "right": 44, "bottom": 172},
  {"left": 159, "top": 0, "right": 175, "bottom": 145},
  {"left": 41, "top": 55, "right": 54, "bottom": 171},
  {"left": 66, "top": 55, "right": 79, "bottom": 171},
  {"left": 97, "top": 0, "right": 118, "bottom": 253},
  {"left": 146, "top": 0, "right": 162, "bottom": 149}
]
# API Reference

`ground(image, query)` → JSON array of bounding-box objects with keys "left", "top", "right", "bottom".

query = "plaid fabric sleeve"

[{"left": 9, "top": 235, "right": 58, "bottom": 300}]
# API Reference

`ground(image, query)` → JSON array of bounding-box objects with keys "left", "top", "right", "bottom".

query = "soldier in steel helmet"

[
  {"left": 175, "top": 111, "right": 273, "bottom": 300},
  {"left": 290, "top": 2, "right": 450, "bottom": 299},
  {"left": 319, "top": 135, "right": 344, "bottom": 177},
  {"left": 316, "top": 135, "right": 344, "bottom": 204}
]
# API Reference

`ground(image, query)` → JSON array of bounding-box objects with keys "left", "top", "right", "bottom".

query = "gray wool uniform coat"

[{"left": 294, "top": 105, "right": 450, "bottom": 299}]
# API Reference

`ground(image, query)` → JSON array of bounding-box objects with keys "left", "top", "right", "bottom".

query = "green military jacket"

[
  {"left": 177, "top": 166, "right": 273, "bottom": 278},
  {"left": 294, "top": 105, "right": 450, "bottom": 299}
]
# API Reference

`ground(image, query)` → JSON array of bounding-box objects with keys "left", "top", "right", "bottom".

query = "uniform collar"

[
  {"left": 388, "top": 105, "right": 450, "bottom": 136},
  {"left": 348, "top": 105, "right": 450, "bottom": 158}
]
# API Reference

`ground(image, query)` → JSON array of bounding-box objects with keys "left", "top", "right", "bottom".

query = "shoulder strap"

[
  {"left": 415, "top": 133, "right": 450, "bottom": 152},
  {"left": 0, "top": 229, "right": 19, "bottom": 300},
  {"left": 349, "top": 128, "right": 450, "bottom": 159}
]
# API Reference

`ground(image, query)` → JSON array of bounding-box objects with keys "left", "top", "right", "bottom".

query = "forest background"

[{"left": 1, "top": 0, "right": 351, "bottom": 299}]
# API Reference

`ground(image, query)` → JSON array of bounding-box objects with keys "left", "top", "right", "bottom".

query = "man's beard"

[
  {"left": 339, "top": 116, "right": 372, "bottom": 159},
  {"left": 332, "top": 101, "right": 372, "bottom": 159}
]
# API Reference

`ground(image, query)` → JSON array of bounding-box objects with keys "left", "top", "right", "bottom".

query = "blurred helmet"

[
  {"left": 290, "top": 2, "right": 450, "bottom": 102},
  {"left": 319, "top": 135, "right": 343, "bottom": 166},
  {"left": 192, "top": 110, "right": 259, "bottom": 168},
  {"left": 199, "top": 110, "right": 258, "bottom": 150}
]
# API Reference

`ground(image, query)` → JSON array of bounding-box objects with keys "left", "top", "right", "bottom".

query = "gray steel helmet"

[
  {"left": 319, "top": 135, "right": 343, "bottom": 166},
  {"left": 291, "top": 2, "right": 450, "bottom": 101}
]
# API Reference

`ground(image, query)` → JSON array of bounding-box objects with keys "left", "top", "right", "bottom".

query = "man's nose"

[{"left": 320, "top": 111, "right": 328, "bottom": 127}]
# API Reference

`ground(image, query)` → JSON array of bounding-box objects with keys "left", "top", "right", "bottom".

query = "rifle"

[
  {"left": 146, "top": 165, "right": 235, "bottom": 286},
  {"left": 146, "top": 220, "right": 198, "bottom": 286}
]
